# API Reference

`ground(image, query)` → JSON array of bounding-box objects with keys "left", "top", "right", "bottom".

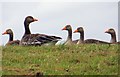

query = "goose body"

[
  {"left": 2, "top": 29, "right": 20, "bottom": 45},
  {"left": 73, "top": 27, "right": 110, "bottom": 44},
  {"left": 20, "top": 16, "right": 61, "bottom": 46},
  {"left": 105, "top": 28, "right": 120, "bottom": 44},
  {"left": 84, "top": 39, "right": 111, "bottom": 44},
  {"left": 21, "top": 34, "right": 62, "bottom": 46},
  {"left": 62, "top": 25, "right": 78, "bottom": 45}
]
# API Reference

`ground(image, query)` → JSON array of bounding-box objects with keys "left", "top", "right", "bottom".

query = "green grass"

[{"left": 2, "top": 44, "right": 119, "bottom": 75}]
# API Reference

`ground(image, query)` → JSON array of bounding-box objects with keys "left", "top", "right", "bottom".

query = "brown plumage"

[
  {"left": 105, "top": 28, "right": 120, "bottom": 44},
  {"left": 62, "top": 25, "right": 78, "bottom": 45},
  {"left": 20, "top": 16, "right": 62, "bottom": 46},
  {"left": 2, "top": 29, "right": 20, "bottom": 45},
  {"left": 73, "top": 27, "right": 110, "bottom": 44}
]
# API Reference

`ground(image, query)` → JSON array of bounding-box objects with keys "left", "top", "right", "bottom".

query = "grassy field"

[{"left": 1, "top": 44, "right": 119, "bottom": 75}]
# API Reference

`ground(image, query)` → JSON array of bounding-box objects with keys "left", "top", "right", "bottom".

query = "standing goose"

[
  {"left": 20, "top": 16, "right": 62, "bottom": 46},
  {"left": 105, "top": 28, "right": 120, "bottom": 44},
  {"left": 62, "top": 25, "right": 78, "bottom": 45},
  {"left": 2, "top": 29, "right": 20, "bottom": 45},
  {"left": 73, "top": 27, "right": 110, "bottom": 44}
]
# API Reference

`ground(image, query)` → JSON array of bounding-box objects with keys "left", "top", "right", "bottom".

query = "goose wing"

[
  {"left": 20, "top": 34, "right": 62, "bottom": 46},
  {"left": 6, "top": 40, "right": 20, "bottom": 45},
  {"left": 84, "top": 39, "right": 111, "bottom": 44}
]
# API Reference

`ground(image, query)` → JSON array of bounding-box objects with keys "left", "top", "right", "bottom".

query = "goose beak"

[
  {"left": 62, "top": 27, "right": 66, "bottom": 30},
  {"left": 73, "top": 30, "right": 78, "bottom": 33},
  {"left": 33, "top": 18, "right": 38, "bottom": 21},
  {"left": 2, "top": 32, "right": 7, "bottom": 35},
  {"left": 105, "top": 30, "right": 109, "bottom": 33}
]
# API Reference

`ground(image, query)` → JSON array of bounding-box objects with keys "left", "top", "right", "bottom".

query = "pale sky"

[
  {"left": 0, "top": 0, "right": 119, "bottom": 2},
  {"left": 0, "top": 1, "right": 119, "bottom": 45}
]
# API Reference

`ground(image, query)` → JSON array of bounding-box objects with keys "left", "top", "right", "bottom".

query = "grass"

[{"left": 1, "top": 44, "right": 119, "bottom": 75}]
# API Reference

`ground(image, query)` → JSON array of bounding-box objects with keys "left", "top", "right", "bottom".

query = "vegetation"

[{"left": 1, "top": 44, "right": 119, "bottom": 75}]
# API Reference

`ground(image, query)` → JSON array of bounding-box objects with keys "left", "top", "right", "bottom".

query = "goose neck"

[{"left": 24, "top": 21, "right": 31, "bottom": 35}]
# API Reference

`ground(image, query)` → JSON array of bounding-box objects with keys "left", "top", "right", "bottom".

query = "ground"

[{"left": 1, "top": 44, "right": 119, "bottom": 75}]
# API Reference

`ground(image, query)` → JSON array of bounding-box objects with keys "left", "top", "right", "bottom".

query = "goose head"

[
  {"left": 105, "top": 28, "right": 117, "bottom": 43},
  {"left": 2, "top": 29, "right": 13, "bottom": 35},
  {"left": 73, "top": 27, "right": 84, "bottom": 33},
  {"left": 62, "top": 25, "right": 72, "bottom": 31},
  {"left": 24, "top": 16, "right": 38, "bottom": 26},
  {"left": 105, "top": 28, "right": 115, "bottom": 35},
  {"left": 2, "top": 29, "right": 14, "bottom": 42}
]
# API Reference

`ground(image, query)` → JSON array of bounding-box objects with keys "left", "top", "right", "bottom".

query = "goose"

[
  {"left": 62, "top": 25, "right": 78, "bottom": 45},
  {"left": 20, "top": 16, "right": 62, "bottom": 46},
  {"left": 105, "top": 28, "right": 120, "bottom": 44},
  {"left": 2, "top": 29, "right": 20, "bottom": 45},
  {"left": 73, "top": 27, "right": 110, "bottom": 44}
]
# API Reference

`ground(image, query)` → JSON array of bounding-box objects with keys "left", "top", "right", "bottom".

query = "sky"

[
  {"left": 0, "top": 1, "right": 119, "bottom": 45},
  {"left": 0, "top": 0, "right": 119, "bottom": 2}
]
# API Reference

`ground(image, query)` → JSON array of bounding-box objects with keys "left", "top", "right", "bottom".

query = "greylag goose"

[
  {"left": 105, "top": 28, "right": 120, "bottom": 44},
  {"left": 73, "top": 27, "right": 110, "bottom": 44},
  {"left": 2, "top": 29, "right": 20, "bottom": 45},
  {"left": 62, "top": 25, "right": 78, "bottom": 45},
  {"left": 20, "top": 16, "right": 62, "bottom": 46}
]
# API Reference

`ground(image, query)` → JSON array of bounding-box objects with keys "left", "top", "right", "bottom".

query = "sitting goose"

[
  {"left": 20, "top": 16, "right": 62, "bottom": 46},
  {"left": 62, "top": 25, "right": 78, "bottom": 45},
  {"left": 73, "top": 27, "right": 110, "bottom": 44},
  {"left": 2, "top": 29, "right": 20, "bottom": 45},
  {"left": 105, "top": 28, "right": 120, "bottom": 44}
]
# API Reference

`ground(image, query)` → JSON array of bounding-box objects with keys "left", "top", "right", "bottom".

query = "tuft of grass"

[{"left": 2, "top": 44, "right": 119, "bottom": 75}]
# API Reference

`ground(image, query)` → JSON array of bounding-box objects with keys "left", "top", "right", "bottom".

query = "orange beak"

[
  {"left": 2, "top": 32, "right": 7, "bottom": 35},
  {"left": 62, "top": 27, "right": 66, "bottom": 30},
  {"left": 33, "top": 18, "right": 38, "bottom": 21},
  {"left": 105, "top": 30, "right": 109, "bottom": 33},
  {"left": 73, "top": 29, "right": 78, "bottom": 33}
]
